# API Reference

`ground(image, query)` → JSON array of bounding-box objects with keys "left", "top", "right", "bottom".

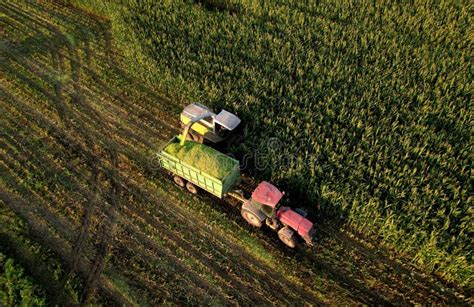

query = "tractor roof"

[{"left": 252, "top": 181, "right": 283, "bottom": 208}]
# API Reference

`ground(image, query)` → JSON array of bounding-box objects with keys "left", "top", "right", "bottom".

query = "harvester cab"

[
  {"left": 180, "top": 103, "right": 241, "bottom": 144},
  {"left": 240, "top": 181, "right": 316, "bottom": 248}
]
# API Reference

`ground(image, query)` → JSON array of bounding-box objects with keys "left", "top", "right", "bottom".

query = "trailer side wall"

[{"left": 158, "top": 137, "right": 240, "bottom": 198}]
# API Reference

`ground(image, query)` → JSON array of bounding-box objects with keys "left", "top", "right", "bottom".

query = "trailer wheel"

[
  {"left": 173, "top": 175, "right": 185, "bottom": 188},
  {"left": 186, "top": 182, "right": 198, "bottom": 194},
  {"left": 241, "top": 210, "right": 262, "bottom": 228},
  {"left": 278, "top": 227, "right": 297, "bottom": 248}
]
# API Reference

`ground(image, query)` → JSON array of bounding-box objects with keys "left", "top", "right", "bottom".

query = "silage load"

[{"left": 165, "top": 141, "right": 235, "bottom": 180}]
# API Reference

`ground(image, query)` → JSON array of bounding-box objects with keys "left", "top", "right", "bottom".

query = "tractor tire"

[
  {"left": 241, "top": 210, "right": 262, "bottom": 228},
  {"left": 278, "top": 227, "right": 297, "bottom": 248},
  {"left": 173, "top": 175, "right": 185, "bottom": 188},
  {"left": 186, "top": 182, "right": 198, "bottom": 195}
]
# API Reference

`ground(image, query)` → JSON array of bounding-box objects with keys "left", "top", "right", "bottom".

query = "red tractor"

[{"left": 231, "top": 181, "right": 315, "bottom": 248}]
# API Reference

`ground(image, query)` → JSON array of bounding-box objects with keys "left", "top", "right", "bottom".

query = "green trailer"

[{"left": 158, "top": 136, "right": 240, "bottom": 198}]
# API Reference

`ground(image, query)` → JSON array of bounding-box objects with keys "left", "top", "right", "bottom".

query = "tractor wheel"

[
  {"left": 278, "top": 227, "right": 297, "bottom": 248},
  {"left": 185, "top": 182, "right": 198, "bottom": 195},
  {"left": 173, "top": 175, "right": 185, "bottom": 188},
  {"left": 241, "top": 210, "right": 262, "bottom": 228}
]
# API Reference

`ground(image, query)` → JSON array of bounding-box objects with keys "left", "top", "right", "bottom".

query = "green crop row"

[
  {"left": 0, "top": 252, "right": 45, "bottom": 306},
  {"left": 70, "top": 0, "right": 472, "bottom": 287}
]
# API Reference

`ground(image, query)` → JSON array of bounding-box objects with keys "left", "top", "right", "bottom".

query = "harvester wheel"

[
  {"left": 193, "top": 134, "right": 204, "bottom": 144},
  {"left": 186, "top": 131, "right": 203, "bottom": 143},
  {"left": 173, "top": 176, "right": 185, "bottom": 188},
  {"left": 278, "top": 227, "right": 297, "bottom": 248},
  {"left": 186, "top": 182, "right": 198, "bottom": 194},
  {"left": 241, "top": 210, "right": 262, "bottom": 228}
]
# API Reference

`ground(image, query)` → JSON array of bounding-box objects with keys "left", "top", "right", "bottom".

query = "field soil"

[{"left": 0, "top": 1, "right": 471, "bottom": 305}]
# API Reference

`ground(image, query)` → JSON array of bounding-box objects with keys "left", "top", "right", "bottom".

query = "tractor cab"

[
  {"left": 241, "top": 181, "right": 284, "bottom": 230},
  {"left": 250, "top": 181, "right": 284, "bottom": 219},
  {"left": 180, "top": 103, "right": 241, "bottom": 144}
]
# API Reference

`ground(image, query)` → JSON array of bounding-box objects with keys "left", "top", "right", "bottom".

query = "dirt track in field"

[{"left": 0, "top": 1, "right": 470, "bottom": 305}]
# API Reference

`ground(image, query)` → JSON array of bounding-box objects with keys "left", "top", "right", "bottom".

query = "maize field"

[
  {"left": 0, "top": 0, "right": 472, "bottom": 304},
  {"left": 122, "top": 0, "right": 473, "bottom": 288}
]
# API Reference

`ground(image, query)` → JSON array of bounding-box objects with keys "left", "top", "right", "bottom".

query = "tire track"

[
  {"left": 0, "top": 187, "right": 132, "bottom": 306},
  {"left": 1, "top": 12, "right": 124, "bottom": 301},
  {"left": 80, "top": 152, "right": 120, "bottom": 305},
  {"left": 116, "top": 220, "right": 232, "bottom": 304}
]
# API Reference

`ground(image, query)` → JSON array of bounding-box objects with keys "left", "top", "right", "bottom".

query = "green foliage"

[
  {"left": 109, "top": 0, "right": 472, "bottom": 286},
  {"left": 165, "top": 140, "right": 236, "bottom": 179},
  {"left": 191, "top": 0, "right": 242, "bottom": 15},
  {"left": 0, "top": 253, "right": 45, "bottom": 306}
]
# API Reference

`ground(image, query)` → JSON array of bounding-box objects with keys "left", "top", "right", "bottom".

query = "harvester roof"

[
  {"left": 215, "top": 110, "right": 241, "bottom": 130},
  {"left": 182, "top": 103, "right": 215, "bottom": 119}
]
